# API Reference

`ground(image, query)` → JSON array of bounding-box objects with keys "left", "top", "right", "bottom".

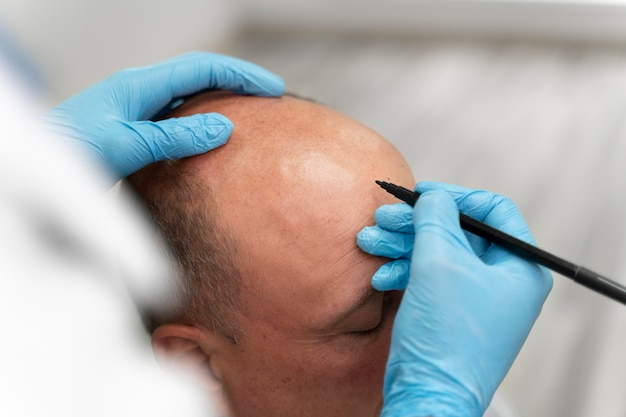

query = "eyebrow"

[{"left": 327, "top": 285, "right": 380, "bottom": 329}]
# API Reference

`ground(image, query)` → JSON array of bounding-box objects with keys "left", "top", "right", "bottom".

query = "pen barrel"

[
  {"left": 459, "top": 213, "right": 567, "bottom": 270},
  {"left": 376, "top": 180, "right": 626, "bottom": 306},
  {"left": 573, "top": 267, "right": 626, "bottom": 306},
  {"left": 459, "top": 213, "right": 626, "bottom": 305}
]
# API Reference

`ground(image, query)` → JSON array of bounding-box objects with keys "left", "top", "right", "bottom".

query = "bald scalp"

[
  {"left": 165, "top": 92, "right": 391, "bottom": 181},
  {"left": 127, "top": 91, "right": 409, "bottom": 340}
]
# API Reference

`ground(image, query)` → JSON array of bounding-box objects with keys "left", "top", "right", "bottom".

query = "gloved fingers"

[
  {"left": 415, "top": 187, "right": 553, "bottom": 296},
  {"left": 373, "top": 187, "right": 494, "bottom": 259},
  {"left": 417, "top": 184, "right": 553, "bottom": 293},
  {"left": 357, "top": 225, "right": 414, "bottom": 259},
  {"left": 417, "top": 180, "right": 536, "bottom": 243},
  {"left": 416, "top": 181, "right": 499, "bottom": 221},
  {"left": 122, "top": 113, "right": 233, "bottom": 173},
  {"left": 450, "top": 192, "right": 542, "bottom": 269},
  {"left": 371, "top": 259, "right": 411, "bottom": 291},
  {"left": 374, "top": 203, "right": 415, "bottom": 233},
  {"left": 202, "top": 53, "right": 285, "bottom": 96},
  {"left": 115, "top": 52, "right": 285, "bottom": 118}
]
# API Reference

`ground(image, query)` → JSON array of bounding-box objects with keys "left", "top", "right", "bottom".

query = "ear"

[
  {"left": 152, "top": 324, "right": 233, "bottom": 415},
  {"left": 152, "top": 324, "right": 224, "bottom": 383}
]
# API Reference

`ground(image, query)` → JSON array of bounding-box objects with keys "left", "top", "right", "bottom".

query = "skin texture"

[{"left": 147, "top": 92, "right": 415, "bottom": 417}]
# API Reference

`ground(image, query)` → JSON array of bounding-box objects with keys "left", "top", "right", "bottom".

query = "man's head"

[{"left": 128, "top": 92, "right": 415, "bottom": 417}]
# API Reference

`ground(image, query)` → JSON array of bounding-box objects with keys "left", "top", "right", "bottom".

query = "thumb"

[
  {"left": 130, "top": 112, "right": 233, "bottom": 162},
  {"left": 413, "top": 190, "right": 472, "bottom": 257}
]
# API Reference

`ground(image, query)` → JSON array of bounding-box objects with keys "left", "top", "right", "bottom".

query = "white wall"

[
  {"left": 239, "top": 0, "right": 626, "bottom": 43},
  {"left": 0, "top": 0, "right": 240, "bottom": 103}
]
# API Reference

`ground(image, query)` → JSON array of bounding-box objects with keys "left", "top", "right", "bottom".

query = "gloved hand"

[
  {"left": 358, "top": 182, "right": 553, "bottom": 417},
  {"left": 43, "top": 52, "right": 285, "bottom": 183}
]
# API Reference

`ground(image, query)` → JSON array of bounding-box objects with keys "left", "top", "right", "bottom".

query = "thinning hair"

[{"left": 125, "top": 160, "right": 242, "bottom": 342}]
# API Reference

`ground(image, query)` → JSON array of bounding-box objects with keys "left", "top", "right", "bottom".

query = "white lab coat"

[{"left": 0, "top": 52, "right": 215, "bottom": 417}]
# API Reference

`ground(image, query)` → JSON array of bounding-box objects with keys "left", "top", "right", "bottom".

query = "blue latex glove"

[
  {"left": 43, "top": 51, "right": 284, "bottom": 183},
  {"left": 359, "top": 182, "right": 532, "bottom": 291},
  {"left": 357, "top": 201, "right": 414, "bottom": 291},
  {"left": 358, "top": 182, "right": 553, "bottom": 417}
]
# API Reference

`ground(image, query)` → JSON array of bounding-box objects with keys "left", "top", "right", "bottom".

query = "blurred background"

[{"left": 2, "top": 0, "right": 626, "bottom": 415}]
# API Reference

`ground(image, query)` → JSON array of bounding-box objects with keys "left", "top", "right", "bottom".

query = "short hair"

[{"left": 125, "top": 160, "right": 242, "bottom": 342}]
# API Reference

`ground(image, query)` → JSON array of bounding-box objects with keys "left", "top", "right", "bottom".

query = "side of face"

[{"left": 154, "top": 93, "right": 415, "bottom": 417}]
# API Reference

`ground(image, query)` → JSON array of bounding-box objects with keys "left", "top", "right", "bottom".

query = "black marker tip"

[{"left": 375, "top": 180, "right": 419, "bottom": 206}]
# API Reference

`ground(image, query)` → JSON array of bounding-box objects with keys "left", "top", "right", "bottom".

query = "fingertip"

[
  {"left": 233, "top": 70, "right": 285, "bottom": 97},
  {"left": 374, "top": 203, "right": 414, "bottom": 232},
  {"left": 415, "top": 181, "right": 471, "bottom": 195},
  {"left": 356, "top": 226, "right": 376, "bottom": 253},
  {"left": 371, "top": 261, "right": 410, "bottom": 291},
  {"left": 199, "top": 112, "right": 233, "bottom": 148},
  {"left": 145, "top": 112, "right": 234, "bottom": 160},
  {"left": 257, "top": 72, "right": 286, "bottom": 97},
  {"left": 147, "top": 52, "right": 286, "bottom": 104},
  {"left": 210, "top": 54, "right": 285, "bottom": 97}
]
